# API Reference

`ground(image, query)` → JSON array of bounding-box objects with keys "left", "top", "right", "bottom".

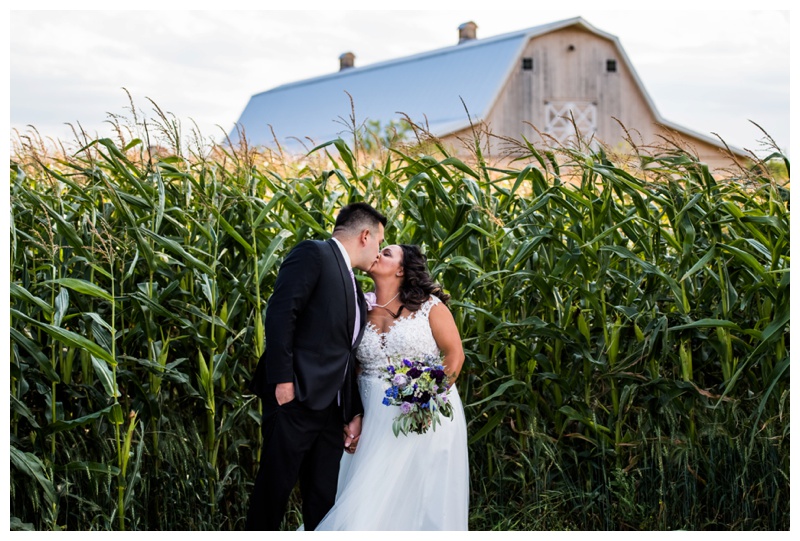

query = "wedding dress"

[{"left": 314, "top": 295, "right": 469, "bottom": 530}]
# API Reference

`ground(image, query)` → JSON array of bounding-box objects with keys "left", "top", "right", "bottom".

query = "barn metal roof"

[
  {"left": 230, "top": 17, "right": 742, "bottom": 156},
  {"left": 229, "top": 19, "right": 574, "bottom": 151}
]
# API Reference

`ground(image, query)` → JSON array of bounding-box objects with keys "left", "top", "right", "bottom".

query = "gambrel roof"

[{"left": 230, "top": 17, "right": 740, "bottom": 155}]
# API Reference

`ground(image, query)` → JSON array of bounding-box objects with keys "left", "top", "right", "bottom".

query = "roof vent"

[
  {"left": 339, "top": 52, "right": 355, "bottom": 71},
  {"left": 458, "top": 21, "right": 477, "bottom": 44}
]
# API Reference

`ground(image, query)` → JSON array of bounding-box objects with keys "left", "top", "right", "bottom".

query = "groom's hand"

[
  {"left": 275, "top": 382, "right": 295, "bottom": 405},
  {"left": 343, "top": 415, "right": 363, "bottom": 454}
]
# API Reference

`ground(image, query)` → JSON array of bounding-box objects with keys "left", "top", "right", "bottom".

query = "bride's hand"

[{"left": 343, "top": 415, "right": 363, "bottom": 454}]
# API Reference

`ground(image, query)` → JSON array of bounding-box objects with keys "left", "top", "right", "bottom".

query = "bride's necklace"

[{"left": 373, "top": 291, "right": 400, "bottom": 308}]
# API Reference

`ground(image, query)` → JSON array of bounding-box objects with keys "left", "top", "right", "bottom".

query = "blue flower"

[{"left": 382, "top": 397, "right": 391, "bottom": 406}]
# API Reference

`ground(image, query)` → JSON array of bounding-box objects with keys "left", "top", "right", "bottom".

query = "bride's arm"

[{"left": 429, "top": 302, "right": 465, "bottom": 383}]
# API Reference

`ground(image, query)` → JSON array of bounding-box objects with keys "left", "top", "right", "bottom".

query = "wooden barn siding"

[
  {"left": 484, "top": 27, "right": 645, "bottom": 147},
  {"left": 445, "top": 25, "right": 741, "bottom": 171}
]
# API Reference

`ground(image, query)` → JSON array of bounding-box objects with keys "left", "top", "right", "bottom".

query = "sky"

[{"left": 7, "top": 1, "right": 794, "bottom": 158}]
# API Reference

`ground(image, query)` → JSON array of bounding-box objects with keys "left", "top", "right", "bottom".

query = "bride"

[{"left": 313, "top": 244, "right": 469, "bottom": 531}]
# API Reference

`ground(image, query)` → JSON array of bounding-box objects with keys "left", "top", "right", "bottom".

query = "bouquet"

[{"left": 381, "top": 353, "right": 453, "bottom": 436}]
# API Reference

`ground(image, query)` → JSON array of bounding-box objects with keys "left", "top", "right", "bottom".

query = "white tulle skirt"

[{"left": 314, "top": 375, "right": 469, "bottom": 531}]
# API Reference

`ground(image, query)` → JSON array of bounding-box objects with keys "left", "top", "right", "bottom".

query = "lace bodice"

[{"left": 357, "top": 296, "right": 442, "bottom": 380}]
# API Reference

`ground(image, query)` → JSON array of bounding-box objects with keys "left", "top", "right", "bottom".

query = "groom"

[{"left": 245, "top": 202, "right": 386, "bottom": 531}]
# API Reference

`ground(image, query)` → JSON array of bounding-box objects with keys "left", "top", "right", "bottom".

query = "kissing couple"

[{"left": 246, "top": 202, "right": 468, "bottom": 531}]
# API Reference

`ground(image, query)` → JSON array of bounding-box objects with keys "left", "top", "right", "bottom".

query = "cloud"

[{"left": 9, "top": 9, "right": 791, "bottom": 153}]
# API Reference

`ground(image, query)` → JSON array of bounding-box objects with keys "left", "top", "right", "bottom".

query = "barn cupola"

[
  {"left": 339, "top": 52, "right": 355, "bottom": 71},
  {"left": 458, "top": 21, "right": 477, "bottom": 44}
]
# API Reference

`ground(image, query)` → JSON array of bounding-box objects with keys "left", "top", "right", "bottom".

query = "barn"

[{"left": 231, "top": 17, "right": 748, "bottom": 169}]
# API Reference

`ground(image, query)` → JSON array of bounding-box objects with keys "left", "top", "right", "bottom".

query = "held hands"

[
  {"left": 343, "top": 415, "right": 363, "bottom": 454},
  {"left": 275, "top": 382, "right": 295, "bottom": 405}
]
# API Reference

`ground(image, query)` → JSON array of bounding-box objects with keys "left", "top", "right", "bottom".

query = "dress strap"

[{"left": 419, "top": 295, "right": 441, "bottom": 318}]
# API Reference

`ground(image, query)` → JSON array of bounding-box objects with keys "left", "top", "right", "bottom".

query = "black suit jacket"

[{"left": 249, "top": 239, "right": 366, "bottom": 422}]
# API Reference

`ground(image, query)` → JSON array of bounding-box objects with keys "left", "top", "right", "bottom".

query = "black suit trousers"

[{"left": 245, "top": 389, "right": 343, "bottom": 531}]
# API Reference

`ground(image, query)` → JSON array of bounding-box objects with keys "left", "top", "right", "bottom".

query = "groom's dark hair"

[{"left": 333, "top": 202, "right": 387, "bottom": 235}]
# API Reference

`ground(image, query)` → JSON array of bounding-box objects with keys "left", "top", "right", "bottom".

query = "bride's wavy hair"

[{"left": 395, "top": 244, "right": 450, "bottom": 317}]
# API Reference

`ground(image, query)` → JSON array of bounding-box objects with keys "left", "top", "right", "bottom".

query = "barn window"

[
  {"left": 522, "top": 58, "right": 533, "bottom": 70},
  {"left": 606, "top": 59, "right": 617, "bottom": 72}
]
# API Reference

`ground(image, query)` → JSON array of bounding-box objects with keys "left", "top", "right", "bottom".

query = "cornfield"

[{"left": 9, "top": 110, "right": 789, "bottom": 530}]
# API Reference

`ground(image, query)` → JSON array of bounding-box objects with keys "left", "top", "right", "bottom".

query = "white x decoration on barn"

[{"left": 544, "top": 101, "right": 597, "bottom": 144}]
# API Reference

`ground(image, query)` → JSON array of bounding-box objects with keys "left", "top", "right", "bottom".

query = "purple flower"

[
  {"left": 402, "top": 359, "right": 413, "bottom": 368},
  {"left": 408, "top": 368, "right": 422, "bottom": 379},
  {"left": 392, "top": 373, "right": 410, "bottom": 387},
  {"left": 400, "top": 402, "right": 412, "bottom": 414},
  {"left": 430, "top": 369, "right": 446, "bottom": 383}
]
